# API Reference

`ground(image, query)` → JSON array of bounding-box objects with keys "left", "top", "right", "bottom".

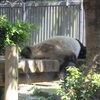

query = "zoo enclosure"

[{"left": 0, "top": 0, "right": 85, "bottom": 45}]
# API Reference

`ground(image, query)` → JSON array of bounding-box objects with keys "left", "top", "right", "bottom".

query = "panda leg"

[{"left": 59, "top": 54, "right": 76, "bottom": 80}]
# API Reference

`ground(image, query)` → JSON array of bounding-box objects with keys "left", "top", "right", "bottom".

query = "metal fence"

[{"left": 0, "top": 1, "right": 85, "bottom": 45}]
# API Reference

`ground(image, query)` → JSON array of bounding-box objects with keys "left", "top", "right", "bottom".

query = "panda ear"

[
  {"left": 25, "top": 47, "right": 31, "bottom": 53},
  {"left": 21, "top": 46, "right": 32, "bottom": 58}
]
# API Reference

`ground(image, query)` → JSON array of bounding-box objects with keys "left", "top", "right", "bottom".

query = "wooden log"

[
  {"left": 0, "top": 58, "right": 86, "bottom": 86},
  {"left": 5, "top": 46, "right": 18, "bottom": 100},
  {"left": 0, "top": 73, "right": 4, "bottom": 86},
  {"left": 0, "top": 57, "right": 60, "bottom": 73},
  {"left": 0, "top": 58, "right": 85, "bottom": 73},
  {"left": 18, "top": 59, "right": 59, "bottom": 73},
  {"left": 19, "top": 72, "right": 58, "bottom": 84},
  {"left": 0, "top": 72, "right": 59, "bottom": 86},
  {"left": 0, "top": 56, "right": 5, "bottom": 73}
]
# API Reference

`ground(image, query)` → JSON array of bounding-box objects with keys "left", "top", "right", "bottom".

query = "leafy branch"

[{"left": 0, "top": 15, "right": 37, "bottom": 55}]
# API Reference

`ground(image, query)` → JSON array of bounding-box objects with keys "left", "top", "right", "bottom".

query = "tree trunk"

[{"left": 83, "top": 0, "right": 100, "bottom": 70}]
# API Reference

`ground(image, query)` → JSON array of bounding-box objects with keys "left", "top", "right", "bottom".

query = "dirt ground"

[{"left": 18, "top": 81, "right": 61, "bottom": 100}]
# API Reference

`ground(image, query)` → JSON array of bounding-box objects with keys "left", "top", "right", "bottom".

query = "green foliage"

[
  {"left": 57, "top": 65, "right": 100, "bottom": 100},
  {"left": 30, "top": 85, "right": 55, "bottom": 100},
  {"left": 0, "top": 15, "right": 37, "bottom": 55}
]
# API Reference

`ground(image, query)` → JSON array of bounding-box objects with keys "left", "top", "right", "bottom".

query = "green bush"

[
  {"left": 30, "top": 85, "right": 55, "bottom": 100},
  {"left": 57, "top": 65, "right": 100, "bottom": 100},
  {"left": 0, "top": 15, "right": 37, "bottom": 55}
]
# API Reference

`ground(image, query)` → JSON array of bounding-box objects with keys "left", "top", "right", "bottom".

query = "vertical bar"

[
  {"left": 50, "top": 6, "right": 53, "bottom": 37},
  {"left": 46, "top": 6, "right": 48, "bottom": 39}
]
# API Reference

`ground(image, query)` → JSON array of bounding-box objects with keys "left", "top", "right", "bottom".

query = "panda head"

[{"left": 21, "top": 43, "right": 59, "bottom": 59}]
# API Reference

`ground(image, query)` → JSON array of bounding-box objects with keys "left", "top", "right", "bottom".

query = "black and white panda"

[{"left": 21, "top": 36, "right": 86, "bottom": 80}]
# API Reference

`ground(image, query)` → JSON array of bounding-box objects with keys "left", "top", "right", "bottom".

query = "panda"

[{"left": 21, "top": 36, "right": 86, "bottom": 80}]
